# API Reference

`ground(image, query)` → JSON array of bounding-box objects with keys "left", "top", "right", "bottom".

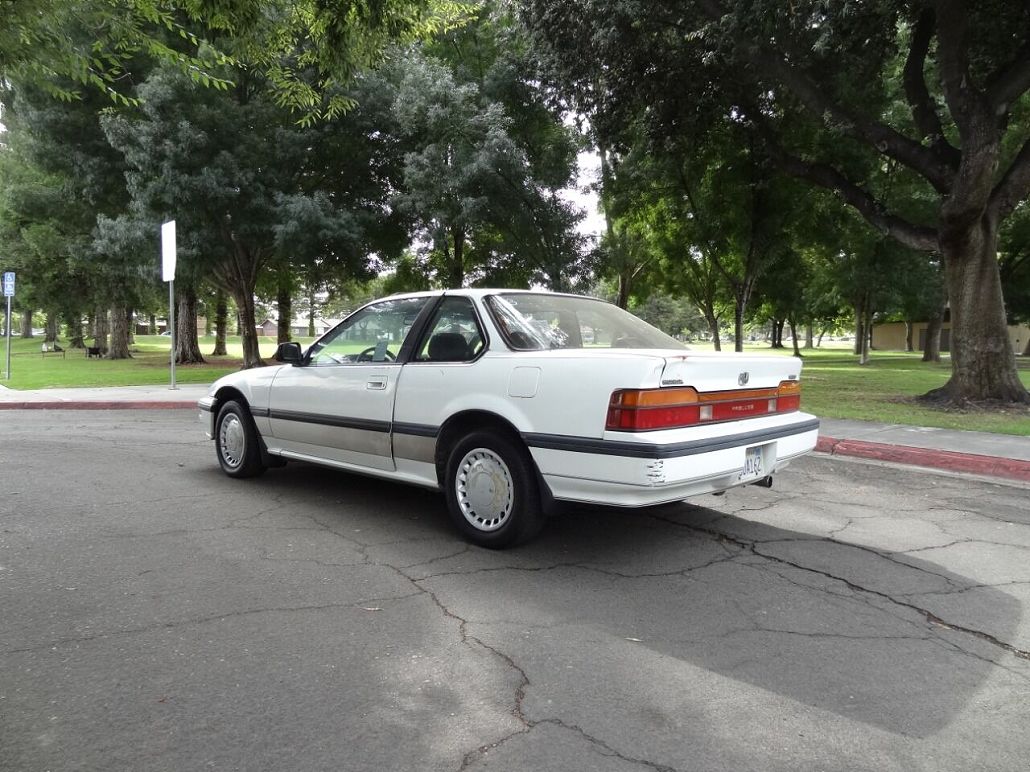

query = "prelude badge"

[{"left": 738, "top": 371, "right": 750, "bottom": 386}]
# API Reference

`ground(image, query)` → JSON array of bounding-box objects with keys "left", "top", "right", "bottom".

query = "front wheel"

[
  {"left": 444, "top": 431, "right": 544, "bottom": 548},
  {"left": 215, "top": 400, "right": 266, "bottom": 478}
]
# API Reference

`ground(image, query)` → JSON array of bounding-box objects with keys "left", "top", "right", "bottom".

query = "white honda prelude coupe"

[{"left": 199, "top": 289, "right": 819, "bottom": 547}]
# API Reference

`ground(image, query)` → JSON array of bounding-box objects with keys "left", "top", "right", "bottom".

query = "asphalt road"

[{"left": 1, "top": 411, "right": 1028, "bottom": 772}]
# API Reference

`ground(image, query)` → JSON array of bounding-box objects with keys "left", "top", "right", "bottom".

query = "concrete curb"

[
  {"left": 816, "top": 436, "right": 1030, "bottom": 483},
  {"left": 0, "top": 401, "right": 196, "bottom": 410}
]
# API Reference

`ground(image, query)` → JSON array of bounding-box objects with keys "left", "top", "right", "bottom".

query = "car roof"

[{"left": 385, "top": 288, "right": 602, "bottom": 302}]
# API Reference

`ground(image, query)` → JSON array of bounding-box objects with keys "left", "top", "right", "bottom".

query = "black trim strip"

[
  {"left": 251, "top": 406, "right": 270, "bottom": 417},
  {"left": 522, "top": 419, "right": 820, "bottom": 460},
  {"left": 198, "top": 402, "right": 215, "bottom": 413},
  {"left": 392, "top": 421, "right": 440, "bottom": 438},
  {"left": 267, "top": 408, "right": 391, "bottom": 433}
]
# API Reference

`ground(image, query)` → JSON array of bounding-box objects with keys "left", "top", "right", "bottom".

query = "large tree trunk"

[
  {"left": 789, "top": 317, "right": 802, "bottom": 358},
  {"left": 308, "top": 289, "right": 316, "bottom": 337},
  {"left": 20, "top": 309, "right": 33, "bottom": 338},
  {"left": 176, "top": 285, "right": 205, "bottom": 364},
  {"left": 705, "top": 310, "right": 721, "bottom": 352},
  {"left": 616, "top": 273, "right": 630, "bottom": 309},
  {"left": 65, "top": 312, "right": 84, "bottom": 349},
  {"left": 904, "top": 320, "right": 914, "bottom": 352},
  {"left": 44, "top": 312, "right": 58, "bottom": 342},
  {"left": 923, "top": 305, "right": 944, "bottom": 363},
  {"left": 211, "top": 291, "right": 228, "bottom": 356},
  {"left": 107, "top": 305, "right": 131, "bottom": 359},
  {"left": 804, "top": 323, "right": 814, "bottom": 349},
  {"left": 93, "top": 307, "right": 109, "bottom": 352},
  {"left": 859, "top": 309, "right": 871, "bottom": 366},
  {"left": 449, "top": 227, "right": 465, "bottom": 289},
  {"left": 853, "top": 305, "right": 864, "bottom": 356},
  {"left": 277, "top": 280, "right": 292, "bottom": 344},
  {"left": 231, "top": 286, "right": 264, "bottom": 368},
  {"left": 929, "top": 217, "right": 1028, "bottom": 402},
  {"left": 733, "top": 295, "right": 745, "bottom": 352}
]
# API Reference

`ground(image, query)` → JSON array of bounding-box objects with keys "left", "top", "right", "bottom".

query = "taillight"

[{"left": 606, "top": 380, "right": 801, "bottom": 431}]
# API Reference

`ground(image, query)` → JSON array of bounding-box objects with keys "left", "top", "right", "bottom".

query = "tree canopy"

[{"left": 522, "top": 0, "right": 1030, "bottom": 403}]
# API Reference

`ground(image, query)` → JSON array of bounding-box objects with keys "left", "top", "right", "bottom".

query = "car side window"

[
  {"left": 415, "top": 296, "right": 485, "bottom": 363},
  {"left": 307, "top": 297, "right": 428, "bottom": 366}
]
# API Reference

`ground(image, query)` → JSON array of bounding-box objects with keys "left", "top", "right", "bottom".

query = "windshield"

[{"left": 485, "top": 293, "right": 687, "bottom": 351}]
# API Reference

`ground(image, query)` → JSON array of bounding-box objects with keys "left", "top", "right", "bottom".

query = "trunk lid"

[{"left": 658, "top": 352, "right": 802, "bottom": 393}]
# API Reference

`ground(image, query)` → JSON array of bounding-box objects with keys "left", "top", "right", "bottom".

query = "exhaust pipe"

[{"left": 750, "top": 475, "right": 774, "bottom": 489}]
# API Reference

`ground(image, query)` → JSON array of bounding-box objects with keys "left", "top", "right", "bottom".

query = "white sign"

[
  {"left": 161, "top": 220, "right": 177, "bottom": 281},
  {"left": 2, "top": 272, "right": 14, "bottom": 297}
]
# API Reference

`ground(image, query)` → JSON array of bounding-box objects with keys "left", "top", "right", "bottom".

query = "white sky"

[{"left": 561, "top": 149, "right": 605, "bottom": 238}]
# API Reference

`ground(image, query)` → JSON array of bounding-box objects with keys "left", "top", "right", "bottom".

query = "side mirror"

[{"left": 273, "top": 341, "right": 303, "bottom": 365}]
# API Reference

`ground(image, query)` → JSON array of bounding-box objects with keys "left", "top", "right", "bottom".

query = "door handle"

[{"left": 366, "top": 378, "right": 387, "bottom": 390}]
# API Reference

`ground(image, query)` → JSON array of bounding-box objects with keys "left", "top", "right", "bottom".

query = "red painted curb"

[
  {"left": 817, "top": 435, "right": 1030, "bottom": 483},
  {"left": 0, "top": 401, "right": 196, "bottom": 410}
]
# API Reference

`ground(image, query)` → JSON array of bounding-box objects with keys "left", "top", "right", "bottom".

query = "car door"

[
  {"left": 265, "top": 296, "right": 433, "bottom": 470},
  {"left": 391, "top": 295, "right": 489, "bottom": 474}
]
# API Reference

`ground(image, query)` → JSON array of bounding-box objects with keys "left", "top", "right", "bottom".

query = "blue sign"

[{"left": 2, "top": 272, "right": 13, "bottom": 297}]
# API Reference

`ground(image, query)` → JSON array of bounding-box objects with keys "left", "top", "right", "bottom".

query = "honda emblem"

[{"left": 738, "top": 371, "right": 750, "bottom": 386}]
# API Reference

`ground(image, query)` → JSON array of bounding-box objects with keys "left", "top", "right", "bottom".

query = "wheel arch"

[
  {"left": 433, "top": 410, "right": 556, "bottom": 514},
  {"left": 212, "top": 385, "right": 250, "bottom": 415},
  {"left": 211, "top": 386, "right": 281, "bottom": 468}
]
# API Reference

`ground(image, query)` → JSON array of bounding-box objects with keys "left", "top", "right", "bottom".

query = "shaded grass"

[{"left": 3, "top": 334, "right": 1029, "bottom": 435}]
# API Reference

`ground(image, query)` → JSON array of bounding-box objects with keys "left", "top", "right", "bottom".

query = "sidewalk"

[
  {"left": 1, "top": 384, "right": 1028, "bottom": 482},
  {"left": 0, "top": 383, "right": 208, "bottom": 409}
]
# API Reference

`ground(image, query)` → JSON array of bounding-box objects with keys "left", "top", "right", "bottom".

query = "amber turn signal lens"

[
  {"left": 610, "top": 387, "right": 700, "bottom": 407},
  {"left": 777, "top": 380, "right": 801, "bottom": 396}
]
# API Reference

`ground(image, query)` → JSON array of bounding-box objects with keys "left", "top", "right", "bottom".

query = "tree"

[
  {"left": 391, "top": 47, "right": 583, "bottom": 289},
  {"left": 0, "top": 81, "right": 137, "bottom": 357},
  {"left": 521, "top": 0, "right": 1030, "bottom": 404},
  {"left": 1, "top": 0, "right": 469, "bottom": 121},
  {"left": 102, "top": 63, "right": 405, "bottom": 367}
]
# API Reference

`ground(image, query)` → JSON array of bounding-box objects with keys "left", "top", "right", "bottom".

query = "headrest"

[{"left": 427, "top": 332, "right": 469, "bottom": 361}]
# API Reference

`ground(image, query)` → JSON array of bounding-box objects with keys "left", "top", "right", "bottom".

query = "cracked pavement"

[{"left": 1, "top": 412, "right": 1029, "bottom": 771}]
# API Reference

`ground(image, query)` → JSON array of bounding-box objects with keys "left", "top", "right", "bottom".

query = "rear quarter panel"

[{"left": 392, "top": 349, "right": 667, "bottom": 438}]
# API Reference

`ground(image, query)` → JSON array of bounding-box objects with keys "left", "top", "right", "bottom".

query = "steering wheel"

[{"left": 356, "top": 346, "right": 396, "bottom": 362}]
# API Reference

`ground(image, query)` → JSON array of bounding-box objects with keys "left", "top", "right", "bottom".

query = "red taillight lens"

[{"left": 606, "top": 380, "right": 801, "bottom": 432}]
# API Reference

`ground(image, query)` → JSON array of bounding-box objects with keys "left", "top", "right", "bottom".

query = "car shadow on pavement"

[{"left": 225, "top": 461, "right": 1022, "bottom": 740}]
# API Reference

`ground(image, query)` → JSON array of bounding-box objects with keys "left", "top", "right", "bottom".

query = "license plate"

[{"left": 739, "top": 445, "right": 765, "bottom": 482}]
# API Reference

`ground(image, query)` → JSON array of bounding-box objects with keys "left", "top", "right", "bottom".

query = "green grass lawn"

[
  {"left": 3, "top": 334, "right": 1029, "bottom": 435},
  {"left": 0, "top": 334, "right": 312, "bottom": 390}
]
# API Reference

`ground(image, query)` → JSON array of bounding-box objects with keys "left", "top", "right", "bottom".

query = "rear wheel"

[
  {"left": 444, "top": 430, "right": 544, "bottom": 548},
  {"left": 215, "top": 400, "right": 266, "bottom": 478}
]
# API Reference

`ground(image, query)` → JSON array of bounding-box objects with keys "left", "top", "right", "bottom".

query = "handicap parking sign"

[{"left": 2, "top": 272, "right": 13, "bottom": 297}]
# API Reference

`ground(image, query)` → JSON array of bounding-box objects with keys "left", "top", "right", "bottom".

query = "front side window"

[
  {"left": 415, "top": 296, "right": 485, "bottom": 362},
  {"left": 485, "top": 293, "right": 686, "bottom": 351},
  {"left": 307, "top": 297, "right": 429, "bottom": 366}
]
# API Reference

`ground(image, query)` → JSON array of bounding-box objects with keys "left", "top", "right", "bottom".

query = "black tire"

[
  {"left": 444, "top": 430, "right": 545, "bottom": 548},
  {"left": 214, "top": 400, "right": 267, "bottom": 478}
]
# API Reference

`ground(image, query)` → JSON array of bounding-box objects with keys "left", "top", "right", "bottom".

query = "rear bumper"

[{"left": 526, "top": 414, "right": 819, "bottom": 507}]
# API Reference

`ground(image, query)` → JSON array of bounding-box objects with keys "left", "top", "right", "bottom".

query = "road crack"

[{"left": 653, "top": 516, "right": 1030, "bottom": 662}]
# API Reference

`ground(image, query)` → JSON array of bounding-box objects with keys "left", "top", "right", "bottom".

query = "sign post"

[
  {"left": 161, "top": 221, "right": 177, "bottom": 390},
  {"left": 3, "top": 272, "right": 14, "bottom": 380}
]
